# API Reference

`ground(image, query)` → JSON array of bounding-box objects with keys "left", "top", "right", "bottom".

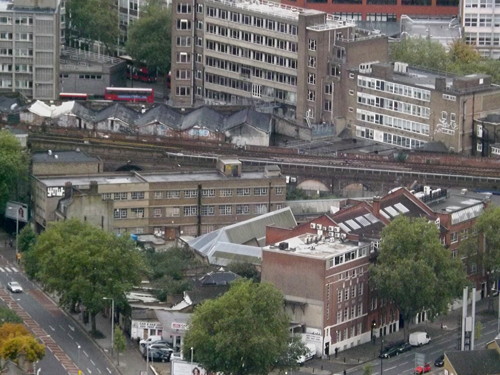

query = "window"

[
  {"left": 154, "top": 191, "right": 163, "bottom": 199},
  {"left": 219, "top": 205, "right": 232, "bottom": 215},
  {"left": 237, "top": 188, "right": 250, "bottom": 196},
  {"left": 351, "top": 286, "right": 356, "bottom": 298},
  {"left": 201, "top": 205, "right": 215, "bottom": 216},
  {"left": 131, "top": 208, "right": 144, "bottom": 218},
  {"left": 254, "top": 187, "right": 268, "bottom": 196},
  {"left": 131, "top": 192, "right": 145, "bottom": 200},
  {"left": 220, "top": 189, "right": 233, "bottom": 197},
  {"left": 184, "top": 206, "right": 198, "bottom": 216},
  {"left": 276, "top": 187, "right": 284, "bottom": 195},
  {"left": 177, "top": 19, "right": 191, "bottom": 30},
  {"left": 236, "top": 205, "right": 249, "bottom": 215},
  {"left": 308, "top": 39, "right": 317, "bottom": 51},
  {"left": 337, "top": 289, "right": 342, "bottom": 303},
  {"left": 202, "top": 189, "right": 215, "bottom": 197},
  {"left": 102, "top": 193, "right": 112, "bottom": 200},
  {"left": 114, "top": 209, "right": 127, "bottom": 219},
  {"left": 177, "top": 3, "right": 192, "bottom": 13},
  {"left": 153, "top": 208, "right": 162, "bottom": 218},
  {"left": 357, "top": 283, "right": 363, "bottom": 295},
  {"left": 166, "top": 190, "right": 180, "bottom": 199},
  {"left": 308, "top": 56, "right": 316, "bottom": 68},
  {"left": 113, "top": 192, "right": 128, "bottom": 200},
  {"left": 325, "top": 83, "right": 333, "bottom": 95},
  {"left": 308, "top": 73, "right": 316, "bottom": 85},
  {"left": 255, "top": 204, "right": 267, "bottom": 214},
  {"left": 165, "top": 207, "right": 180, "bottom": 217},
  {"left": 307, "top": 90, "right": 315, "bottom": 101},
  {"left": 451, "top": 232, "right": 458, "bottom": 243},
  {"left": 344, "top": 288, "right": 349, "bottom": 300},
  {"left": 324, "top": 100, "right": 332, "bottom": 112},
  {"left": 185, "top": 189, "right": 198, "bottom": 198}
]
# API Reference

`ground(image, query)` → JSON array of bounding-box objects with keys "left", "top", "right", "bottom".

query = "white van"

[
  {"left": 409, "top": 331, "right": 431, "bottom": 347},
  {"left": 139, "top": 335, "right": 162, "bottom": 347},
  {"left": 297, "top": 343, "right": 316, "bottom": 364}
]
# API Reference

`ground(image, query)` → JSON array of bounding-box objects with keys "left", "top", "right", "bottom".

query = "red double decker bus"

[
  {"left": 59, "top": 92, "right": 89, "bottom": 101},
  {"left": 104, "top": 87, "right": 154, "bottom": 103}
]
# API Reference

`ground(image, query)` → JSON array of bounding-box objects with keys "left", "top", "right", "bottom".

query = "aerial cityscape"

[{"left": 0, "top": 0, "right": 499, "bottom": 375}]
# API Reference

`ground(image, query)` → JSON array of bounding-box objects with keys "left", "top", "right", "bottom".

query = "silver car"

[{"left": 7, "top": 281, "right": 23, "bottom": 293}]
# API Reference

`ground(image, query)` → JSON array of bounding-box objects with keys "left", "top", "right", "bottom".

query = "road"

[
  {"left": 0, "top": 254, "right": 118, "bottom": 375},
  {"left": 302, "top": 318, "right": 499, "bottom": 375}
]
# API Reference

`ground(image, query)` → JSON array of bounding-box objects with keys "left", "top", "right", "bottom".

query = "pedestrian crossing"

[{"left": 0, "top": 266, "right": 19, "bottom": 273}]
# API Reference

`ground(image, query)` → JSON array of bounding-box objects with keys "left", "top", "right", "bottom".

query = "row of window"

[
  {"left": 113, "top": 203, "right": 280, "bottom": 219},
  {"left": 205, "top": 6, "right": 298, "bottom": 35},
  {"left": 205, "top": 56, "right": 297, "bottom": 86},
  {"left": 152, "top": 187, "right": 283, "bottom": 199},
  {"left": 356, "top": 126, "right": 426, "bottom": 149},
  {"left": 464, "top": 0, "right": 500, "bottom": 8},
  {"left": 465, "top": 33, "right": 500, "bottom": 46},
  {"left": 328, "top": 246, "right": 368, "bottom": 268},
  {"left": 358, "top": 75, "right": 431, "bottom": 102},
  {"left": 357, "top": 92, "right": 431, "bottom": 119},
  {"left": 464, "top": 14, "right": 500, "bottom": 27},
  {"left": 356, "top": 108, "right": 430, "bottom": 135},
  {"left": 0, "top": 64, "right": 32, "bottom": 73},
  {"left": 205, "top": 40, "right": 298, "bottom": 70},
  {"left": 0, "top": 80, "right": 32, "bottom": 88},
  {"left": 205, "top": 23, "right": 299, "bottom": 53},
  {"left": 333, "top": 323, "right": 364, "bottom": 344},
  {"left": 450, "top": 228, "right": 477, "bottom": 243},
  {"left": 0, "top": 32, "right": 33, "bottom": 41},
  {"left": 102, "top": 192, "right": 145, "bottom": 200},
  {"left": 0, "top": 16, "right": 33, "bottom": 25},
  {"left": 78, "top": 74, "right": 103, "bottom": 80},
  {"left": 0, "top": 49, "right": 33, "bottom": 57}
]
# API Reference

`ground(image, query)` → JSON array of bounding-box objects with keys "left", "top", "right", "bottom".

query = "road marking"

[
  {"left": 87, "top": 368, "right": 92, "bottom": 374},
  {"left": 49, "top": 325, "right": 55, "bottom": 331},
  {"left": 106, "top": 367, "right": 112, "bottom": 374},
  {"left": 97, "top": 369, "right": 102, "bottom": 374},
  {"left": 0, "top": 267, "right": 4, "bottom": 272},
  {"left": 4, "top": 267, "right": 12, "bottom": 272},
  {"left": 11, "top": 266, "right": 18, "bottom": 272},
  {"left": 59, "top": 324, "right": 65, "bottom": 330},
  {"left": 84, "top": 350, "right": 89, "bottom": 357},
  {"left": 386, "top": 366, "right": 396, "bottom": 371},
  {"left": 68, "top": 325, "right": 75, "bottom": 331},
  {"left": 68, "top": 333, "right": 73, "bottom": 340},
  {"left": 90, "top": 359, "right": 95, "bottom": 366}
]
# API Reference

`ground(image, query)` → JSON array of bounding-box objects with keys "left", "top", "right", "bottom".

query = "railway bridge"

[{"left": 29, "top": 134, "right": 500, "bottom": 196}]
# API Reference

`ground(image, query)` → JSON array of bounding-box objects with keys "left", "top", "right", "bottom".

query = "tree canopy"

[
  {"left": 0, "top": 323, "right": 45, "bottom": 368},
  {"left": 370, "top": 216, "right": 468, "bottom": 339},
  {"left": 30, "top": 219, "right": 145, "bottom": 332},
  {"left": 183, "top": 280, "right": 299, "bottom": 375},
  {"left": 66, "top": 0, "right": 119, "bottom": 55},
  {"left": 390, "top": 39, "right": 500, "bottom": 83},
  {"left": 475, "top": 206, "right": 500, "bottom": 295},
  {"left": 0, "top": 130, "right": 28, "bottom": 213},
  {"left": 125, "top": 0, "right": 171, "bottom": 74}
]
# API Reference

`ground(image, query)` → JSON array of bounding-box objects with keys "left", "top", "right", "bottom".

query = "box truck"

[{"left": 409, "top": 331, "right": 431, "bottom": 346}]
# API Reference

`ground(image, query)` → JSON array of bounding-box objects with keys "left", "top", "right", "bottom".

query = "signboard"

[
  {"left": 172, "top": 361, "right": 210, "bottom": 375},
  {"left": 47, "top": 186, "right": 65, "bottom": 197},
  {"left": 171, "top": 322, "right": 188, "bottom": 331},
  {"left": 5, "top": 202, "right": 28, "bottom": 223}
]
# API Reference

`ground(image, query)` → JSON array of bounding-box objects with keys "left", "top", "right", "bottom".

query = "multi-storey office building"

[
  {"left": 170, "top": 0, "right": 389, "bottom": 126},
  {"left": 280, "top": 0, "right": 459, "bottom": 22},
  {"left": 0, "top": 0, "right": 61, "bottom": 100},
  {"left": 32, "top": 159, "right": 286, "bottom": 238},
  {"left": 461, "top": 0, "right": 500, "bottom": 59},
  {"left": 344, "top": 62, "right": 500, "bottom": 152}
]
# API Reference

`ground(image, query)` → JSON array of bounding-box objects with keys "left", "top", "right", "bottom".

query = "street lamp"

[
  {"left": 102, "top": 297, "right": 114, "bottom": 356},
  {"left": 77, "top": 344, "right": 81, "bottom": 366},
  {"left": 190, "top": 347, "right": 194, "bottom": 364}
]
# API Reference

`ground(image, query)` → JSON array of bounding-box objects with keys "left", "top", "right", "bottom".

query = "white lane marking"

[
  {"left": 97, "top": 369, "right": 102, "bottom": 374},
  {"left": 90, "top": 359, "right": 95, "bottom": 366},
  {"left": 87, "top": 368, "right": 92, "bottom": 374},
  {"left": 68, "top": 325, "right": 75, "bottom": 331},
  {"left": 11, "top": 266, "right": 18, "bottom": 272},
  {"left": 0, "top": 267, "right": 5, "bottom": 273},
  {"left": 83, "top": 350, "right": 89, "bottom": 357},
  {"left": 4, "top": 267, "right": 12, "bottom": 272},
  {"left": 106, "top": 367, "right": 112, "bottom": 374},
  {"left": 68, "top": 333, "right": 73, "bottom": 340},
  {"left": 49, "top": 325, "right": 55, "bottom": 331}
]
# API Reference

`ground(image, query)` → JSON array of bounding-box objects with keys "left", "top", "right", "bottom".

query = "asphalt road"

[{"left": 0, "top": 252, "right": 118, "bottom": 375}]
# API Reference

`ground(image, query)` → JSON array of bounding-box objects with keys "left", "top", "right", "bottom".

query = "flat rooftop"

[
  {"left": 430, "top": 193, "right": 485, "bottom": 214},
  {"left": 265, "top": 234, "right": 360, "bottom": 260},
  {"left": 37, "top": 170, "right": 276, "bottom": 187},
  {"left": 32, "top": 150, "right": 100, "bottom": 164}
]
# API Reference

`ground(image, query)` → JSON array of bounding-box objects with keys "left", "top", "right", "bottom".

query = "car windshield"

[{"left": 10, "top": 282, "right": 20, "bottom": 287}]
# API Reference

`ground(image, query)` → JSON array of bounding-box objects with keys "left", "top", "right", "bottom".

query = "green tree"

[
  {"left": 114, "top": 326, "right": 126, "bottom": 365},
  {"left": 0, "top": 130, "right": 29, "bottom": 213},
  {"left": 183, "top": 280, "right": 294, "bottom": 375},
  {"left": 31, "top": 219, "right": 145, "bottom": 333},
  {"left": 227, "top": 262, "right": 261, "bottom": 282},
  {"left": 126, "top": 0, "right": 171, "bottom": 75},
  {"left": 0, "top": 308, "right": 22, "bottom": 325},
  {"left": 370, "top": 216, "right": 468, "bottom": 341},
  {"left": 66, "top": 0, "right": 119, "bottom": 55},
  {"left": 17, "top": 225, "right": 36, "bottom": 253},
  {"left": 475, "top": 206, "right": 500, "bottom": 296},
  {"left": 363, "top": 364, "right": 373, "bottom": 375}
]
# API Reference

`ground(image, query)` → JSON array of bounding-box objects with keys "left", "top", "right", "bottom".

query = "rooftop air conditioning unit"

[
  {"left": 328, "top": 231, "right": 334, "bottom": 237},
  {"left": 333, "top": 226, "right": 341, "bottom": 233},
  {"left": 310, "top": 223, "right": 316, "bottom": 229},
  {"left": 335, "top": 232, "right": 341, "bottom": 238},
  {"left": 328, "top": 226, "right": 334, "bottom": 232},
  {"left": 317, "top": 224, "right": 323, "bottom": 230}
]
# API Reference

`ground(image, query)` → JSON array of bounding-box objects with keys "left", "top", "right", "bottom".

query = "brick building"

[
  {"left": 261, "top": 186, "right": 489, "bottom": 353},
  {"left": 32, "top": 159, "right": 287, "bottom": 238}
]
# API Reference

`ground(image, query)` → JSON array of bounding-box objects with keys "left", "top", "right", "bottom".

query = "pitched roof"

[
  {"left": 135, "top": 104, "right": 183, "bottom": 128},
  {"left": 329, "top": 201, "right": 386, "bottom": 240},
  {"left": 188, "top": 207, "right": 297, "bottom": 266},
  {"left": 181, "top": 106, "right": 224, "bottom": 131},
  {"left": 94, "top": 103, "right": 141, "bottom": 123},
  {"left": 225, "top": 108, "right": 272, "bottom": 133},
  {"left": 446, "top": 349, "right": 500, "bottom": 375}
]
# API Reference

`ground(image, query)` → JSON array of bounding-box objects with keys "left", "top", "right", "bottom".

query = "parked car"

[
  {"left": 144, "top": 348, "right": 172, "bottom": 362},
  {"left": 434, "top": 354, "right": 444, "bottom": 367},
  {"left": 141, "top": 343, "right": 172, "bottom": 355},
  {"left": 397, "top": 342, "right": 412, "bottom": 354},
  {"left": 415, "top": 363, "right": 431, "bottom": 374},
  {"left": 379, "top": 345, "right": 400, "bottom": 359},
  {"left": 297, "top": 343, "right": 316, "bottom": 364},
  {"left": 7, "top": 281, "right": 22, "bottom": 293},
  {"left": 146, "top": 340, "right": 172, "bottom": 348}
]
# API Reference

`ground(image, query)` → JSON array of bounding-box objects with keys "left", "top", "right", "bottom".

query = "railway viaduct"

[{"left": 29, "top": 135, "right": 500, "bottom": 196}]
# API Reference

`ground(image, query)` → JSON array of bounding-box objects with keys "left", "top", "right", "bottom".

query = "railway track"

[{"left": 28, "top": 131, "right": 500, "bottom": 179}]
